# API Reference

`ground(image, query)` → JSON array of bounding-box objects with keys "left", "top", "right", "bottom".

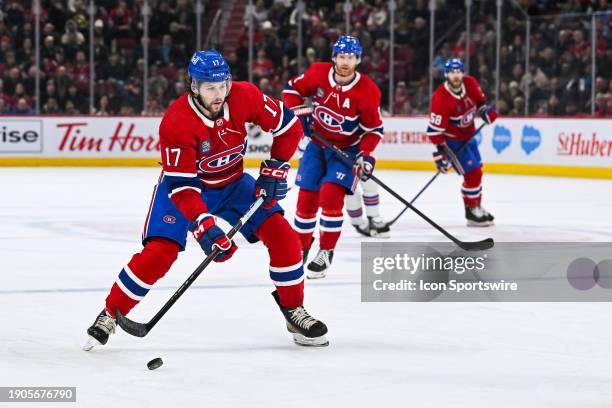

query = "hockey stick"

[
  {"left": 385, "top": 122, "right": 487, "bottom": 228},
  {"left": 115, "top": 195, "right": 266, "bottom": 337},
  {"left": 310, "top": 133, "right": 494, "bottom": 251}
]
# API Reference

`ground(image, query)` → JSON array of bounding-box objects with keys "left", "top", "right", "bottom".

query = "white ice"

[{"left": 1, "top": 167, "right": 612, "bottom": 407}]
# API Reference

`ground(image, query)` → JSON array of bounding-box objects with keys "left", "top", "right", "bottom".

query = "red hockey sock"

[
  {"left": 105, "top": 238, "right": 180, "bottom": 318},
  {"left": 319, "top": 182, "right": 345, "bottom": 250},
  {"left": 257, "top": 213, "right": 304, "bottom": 308},
  {"left": 294, "top": 188, "right": 319, "bottom": 250},
  {"left": 462, "top": 166, "right": 483, "bottom": 208}
]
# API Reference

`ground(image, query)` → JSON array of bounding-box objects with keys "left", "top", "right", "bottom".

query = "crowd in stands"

[
  {"left": 0, "top": 0, "right": 609, "bottom": 116},
  {"left": 0, "top": 0, "right": 200, "bottom": 115}
]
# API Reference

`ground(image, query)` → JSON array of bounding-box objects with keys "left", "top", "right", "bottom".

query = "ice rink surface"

[{"left": 1, "top": 167, "right": 612, "bottom": 407}]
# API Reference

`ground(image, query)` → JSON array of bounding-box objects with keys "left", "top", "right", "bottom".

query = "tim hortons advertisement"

[
  {"left": 0, "top": 116, "right": 610, "bottom": 172},
  {"left": 0, "top": 117, "right": 161, "bottom": 158}
]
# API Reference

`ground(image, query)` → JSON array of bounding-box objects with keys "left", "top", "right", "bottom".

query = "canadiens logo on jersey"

[
  {"left": 198, "top": 144, "right": 247, "bottom": 174},
  {"left": 282, "top": 62, "right": 384, "bottom": 147},
  {"left": 160, "top": 82, "right": 299, "bottom": 190},
  {"left": 314, "top": 105, "right": 346, "bottom": 133},
  {"left": 163, "top": 215, "right": 176, "bottom": 224},
  {"left": 454, "top": 106, "right": 477, "bottom": 128}
]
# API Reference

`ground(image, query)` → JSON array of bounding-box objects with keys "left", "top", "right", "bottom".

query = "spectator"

[
  {"left": 150, "top": 1, "right": 175, "bottom": 38},
  {"left": 226, "top": 51, "right": 248, "bottom": 81},
  {"left": 108, "top": 1, "right": 135, "bottom": 42},
  {"left": 42, "top": 97, "right": 60, "bottom": 114},
  {"left": 95, "top": 95, "right": 111, "bottom": 116},
  {"left": 153, "top": 34, "right": 184, "bottom": 67},
  {"left": 393, "top": 81, "right": 410, "bottom": 113},
  {"left": 42, "top": 36, "right": 59, "bottom": 62},
  {"left": 61, "top": 19, "right": 85, "bottom": 61},
  {"left": 259, "top": 77, "right": 273, "bottom": 95},
  {"left": 66, "top": 84, "right": 85, "bottom": 113},
  {"left": 252, "top": 48, "right": 275, "bottom": 82},
  {"left": 9, "top": 97, "right": 35, "bottom": 115},
  {"left": 72, "top": 50, "right": 90, "bottom": 92},
  {"left": 511, "top": 96, "right": 525, "bottom": 115},
  {"left": 0, "top": 1, "right": 608, "bottom": 116},
  {"left": 98, "top": 53, "right": 126, "bottom": 81},
  {"left": 64, "top": 99, "right": 80, "bottom": 115}
]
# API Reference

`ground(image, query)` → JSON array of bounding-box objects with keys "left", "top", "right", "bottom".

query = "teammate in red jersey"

[
  {"left": 427, "top": 58, "right": 498, "bottom": 226},
  {"left": 282, "top": 36, "right": 384, "bottom": 279},
  {"left": 84, "top": 50, "right": 328, "bottom": 349}
]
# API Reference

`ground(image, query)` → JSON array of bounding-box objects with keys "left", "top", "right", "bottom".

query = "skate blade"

[
  {"left": 306, "top": 270, "right": 327, "bottom": 279},
  {"left": 466, "top": 220, "right": 495, "bottom": 227},
  {"left": 82, "top": 336, "right": 101, "bottom": 351},
  {"left": 292, "top": 332, "right": 329, "bottom": 347}
]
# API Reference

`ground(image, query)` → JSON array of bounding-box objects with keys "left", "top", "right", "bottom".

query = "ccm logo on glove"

[{"left": 260, "top": 167, "right": 289, "bottom": 179}]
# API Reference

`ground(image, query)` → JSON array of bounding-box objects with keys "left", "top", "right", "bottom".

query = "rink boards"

[{"left": 0, "top": 115, "right": 610, "bottom": 178}]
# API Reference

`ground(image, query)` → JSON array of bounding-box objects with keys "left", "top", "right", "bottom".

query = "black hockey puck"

[{"left": 147, "top": 357, "right": 163, "bottom": 370}]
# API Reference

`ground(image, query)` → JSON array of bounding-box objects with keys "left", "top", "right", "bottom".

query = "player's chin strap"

[
  {"left": 310, "top": 132, "right": 494, "bottom": 252},
  {"left": 115, "top": 194, "right": 266, "bottom": 338},
  {"left": 385, "top": 122, "right": 487, "bottom": 229}
]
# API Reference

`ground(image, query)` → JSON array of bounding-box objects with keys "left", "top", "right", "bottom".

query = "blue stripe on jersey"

[
  {"left": 320, "top": 218, "right": 343, "bottom": 229},
  {"left": 294, "top": 219, "right": 316, "bottom": 230},
  {"left": 283, "top": 83, "right": 297, "bottom": 92},
  {"left": 362, "top": 126, "right": 384, "bottom": 137},
  {"left": 426, "top": 125, "right": 444, "bottom": 135},
  {"left": 118, "top": 269, "right": 150, "bottom": 297},
  {"left": 164, "top": 175, "right": 202, "bottom": 195},
  {"left": 462, "top": 187, "right": 482, "bottom": 197},
  {"left": 269, "top": 266, "right": 304, "bottom": 283},
  {"left": 273, "top": 104, "right": 297, "bottom": 136}
]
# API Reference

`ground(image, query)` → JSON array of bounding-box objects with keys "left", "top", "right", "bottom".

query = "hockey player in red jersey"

[
  {"left": 84, "top": 50, "right": 328, "bottom": 349},
  {"left": 427, "top": 58, "right": 498, "bottom": 226},
  {"left": 282, "top": 36, "right": 384, "bottom": 279}
]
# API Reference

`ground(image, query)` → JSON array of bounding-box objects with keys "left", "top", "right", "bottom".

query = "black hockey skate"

[
  {"left": 83, "top": 309, "right": 116, "bottom": 351},
  {"left": 272, "top": 291, "right": 329, "bottom": 347},
  {"left": 465, "top": 205, "right": 495, "bottom": 227},
  {"left": 306, "top": 249, "right": 334, "bottom": 279},
  {"left": 354, "top": 216, "right": 391, "bottom": 238}
]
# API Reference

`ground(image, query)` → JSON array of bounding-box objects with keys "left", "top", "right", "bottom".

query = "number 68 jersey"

[
  {"left": 159, "top": 81, "right": 302, "bottom": 221},
  {"left": 426, "top": 74, "right": 487, "bottom": 145}
]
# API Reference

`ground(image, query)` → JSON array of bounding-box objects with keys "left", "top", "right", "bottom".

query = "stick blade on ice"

[{"left": 115, "top": 309, "right": 150, "bottom": 338}]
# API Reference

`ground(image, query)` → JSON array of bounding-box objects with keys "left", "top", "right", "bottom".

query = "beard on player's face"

[
  {"left": 333, "top": 54, "right": 358, "bottom": 80},
  {"left": 447, "top": 72, "right": 464, "bottom": 89},
  {"left": 197, "top": 82, "right": 227, "bottom": 117}
]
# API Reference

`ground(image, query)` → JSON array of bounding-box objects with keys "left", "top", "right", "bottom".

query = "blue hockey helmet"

[
  {"left": 444, "top": 58, "right": 465, "bottom": 77},
  {"left": 188, "top": 49, "right": 231, "bottom": 82},
  {"left": 188, "top": 49, "right": 232, "bottom": 97},
  {"left": 332, "top": 35, "right": 363, "bottom": 58}
]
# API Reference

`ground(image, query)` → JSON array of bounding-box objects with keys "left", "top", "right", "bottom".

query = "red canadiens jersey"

[
  {"left": 426, "top": 75, "right": 487, "bottom": 144},
  {"left": 282, "top": 62, "right": 383, "bottom": 150},
  {"left": 159, "top": 81, "right": 301, "bottom": 221}
]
